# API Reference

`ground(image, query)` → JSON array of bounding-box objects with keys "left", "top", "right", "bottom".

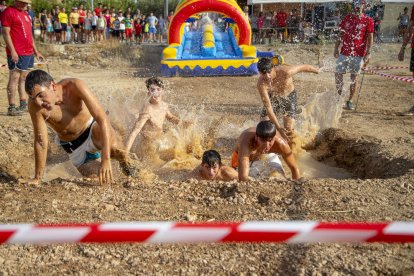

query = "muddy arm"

[
  {"left": 288, "top": 64, "right": 320, "bottom": 75},
  {"left": 222, "top": 166, "right": 238, "bottom": 181},
  {"left": 125, "top": 114, "right": 149, "bottom": 153},
  {"left": 29, "top": 106, "right": 48, "bottom": 181},
  {"left": 278, "top": 140, "right": 300, "bottom": 180},
  {"left": 238, "top": 146, "right": 251, "bottom": 181},
  {"left": 166, "top": 109, "right": 180, "bottom": 125}
]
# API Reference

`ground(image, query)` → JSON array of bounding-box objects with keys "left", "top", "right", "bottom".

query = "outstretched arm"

[
  {"left": 257, "top": 83, "right": 287, "bottom": 139},
  {"left": 288, "top": 64, "right": 320, "bottom": 75},
  {"left": 277, "top": 138, "right": 300, "bottom": 180},
  {"left": 29, "top": 104, "right": 49, "bottom": 184},
  {"left": 125, "top": 114, "right": 150, "bottom": 152},
  {"left": 166, "top": 109, "right": 180, "bottom": 125},
  {"left": 74, "top": 79, "right": 113, "bottom": 185}
]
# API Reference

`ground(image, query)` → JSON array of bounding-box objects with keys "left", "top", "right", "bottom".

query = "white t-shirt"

[{"left": 118, "top": 16, "right": 125, "bottom": 30}]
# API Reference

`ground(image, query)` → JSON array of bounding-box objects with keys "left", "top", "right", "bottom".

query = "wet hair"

[
  {"left": 202, "top": 150, "right": 222, "bottom": 167},
  {"left": 145, "top": 77, "right": 165, "bottom": 89},
  {"left": 25, "top": 70, "right": 54, "bottom": 94},
  {"left": 256, "top": 120, "right": 277, "bottom": 139},
  {"left": 257, "top": 58, "right": 273, "bottom": 74}
]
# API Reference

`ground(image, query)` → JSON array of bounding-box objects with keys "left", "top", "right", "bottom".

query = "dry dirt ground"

[{"left": 0, "top": 40, "right": 413, "bottom": 275}]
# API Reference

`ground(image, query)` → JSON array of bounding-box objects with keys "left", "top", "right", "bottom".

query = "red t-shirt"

[
  {"left": 276, "top": 12, "right": 287, "bottom": 27},
  {"left": 78, "top": 10, "right": 86, "bottom": 24},
  {"left": 94, "top": 8, "right": 101, "bottom": 16},
  {"left": 0, "top": 6, "right": 34, "bottom": 56},
  {"left": 411, "top": 6, "right": 414, "bottom": 49},
  {"left": 339, "top": 14, "right": 374, "bottom": 57},
  {"left": 134, "top": 23, "right": 142, "bottom": 35}
]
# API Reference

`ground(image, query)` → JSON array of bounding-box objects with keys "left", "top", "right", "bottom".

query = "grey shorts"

[
  {"left": 260, "top": 90, "right": 298, "bottom": 118},
  {"left": 336, "top": 54, "right": 363, "bottom": 74}
]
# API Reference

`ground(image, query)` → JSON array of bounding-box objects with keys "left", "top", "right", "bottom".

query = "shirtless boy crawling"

[
  {"left": 126, "top": 77, "right": 188, "bottom": 159},
  {"left": 25, "top": 70, "right": 137, "bottom": 185},
  {"left": 192, "top": 150, "right": 238, "bottom": 181},
  {"left": 257, "top": 57, "right": 320, "bottom": 146}
]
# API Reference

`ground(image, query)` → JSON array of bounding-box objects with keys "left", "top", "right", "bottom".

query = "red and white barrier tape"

[
  {"left": 365, "top": 70, "right": 414, "bottom": 84},
  {"left": 364, "top": 66, "right": 409, "bottom": 71},
  {"left": 0, "top": 221, "right": 413, "bottom": 244}
]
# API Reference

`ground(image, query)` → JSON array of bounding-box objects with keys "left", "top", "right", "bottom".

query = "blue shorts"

[
  {"left": 335, "top": 54, "right": 363, "bottom": 74},
  {"left": 7, "top": 55, "right": 34, "bottom": 71},
  {"left": 149, "top": 26, "right": 157, "bottom": 34}
]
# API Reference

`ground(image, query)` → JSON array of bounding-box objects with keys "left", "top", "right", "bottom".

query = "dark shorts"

[
  {"left": 260, "top": 90, "right": 298, "bottom": 118},
  {"left": 7, "top": 55, "right": 34, "bottom": 71},
  {"left": 410, "top": 49, "right": 414, "bottom": 73},
  {"left": 54, "top": 29, "right": 62, "bottom": 33},
  {"left": 72, "top": 24, "right": 79, "bottom": 30},
  {"left": 40, "top": 26, "right": 46, "bottom": 31},
  {"left": 61, "top": 23, "right": 67, "bottom": 31},
  {"left": 92, "top": 25, "right": 96, "bottom": 30}
]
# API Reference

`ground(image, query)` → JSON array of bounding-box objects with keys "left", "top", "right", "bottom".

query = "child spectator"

[
  {"left": 134, "top": 18, "right": 142, "bottom": 45},
  {"left": 91, "top": 11, "right": 98, "bottom": 41},
  {"left": 125, "top": 13, "right": 133, "bottom": 45},
  {"left": 96, "top": 11, "right": 106, "bottom": 41}
]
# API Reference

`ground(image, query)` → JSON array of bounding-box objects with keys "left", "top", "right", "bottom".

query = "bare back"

[{"left": 139, "top": 101, "right": 169, "bottom": 138}]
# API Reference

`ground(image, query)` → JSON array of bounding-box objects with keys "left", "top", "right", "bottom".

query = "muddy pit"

[{"left": 0, "top": 42, "right": 413, "bottom": 274}]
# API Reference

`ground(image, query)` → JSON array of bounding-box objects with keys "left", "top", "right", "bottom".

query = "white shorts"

[
  {"left": 335, "top": 54, "right": 363, "bottom": 74},
  {"left": 57, "top": 117, "right": 101, "bottom": 167},
  {"left": 249, "top": 153, "right": 285, "bottom": 178}
]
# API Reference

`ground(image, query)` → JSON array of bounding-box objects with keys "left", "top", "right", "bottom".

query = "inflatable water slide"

[{"left": 161, "top": 0, "right": 268, "bottom": 77}]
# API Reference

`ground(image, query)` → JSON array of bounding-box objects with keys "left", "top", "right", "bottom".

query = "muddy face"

[
  {"left": 256, "top": 136, "right": 275, "bottom": 154},
  {"left": 201, "top": 163, "right": 220, "bottom": 180},
  {"left": 147, "top": 84, "right": 163, "bottom": 103},
  {"left": 29, "top": 84, "right": 56, "bottom": 111}
]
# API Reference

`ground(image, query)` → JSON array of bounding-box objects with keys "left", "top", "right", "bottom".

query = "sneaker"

[
  {"left": 344, "top": 100, "right": 354, "bottom": 110},
  {"left": 7, "top": 105, "right": 23, "bottom": 116},
  {"left": 19, "top": 100, "right": 28, "bottom": 112}
]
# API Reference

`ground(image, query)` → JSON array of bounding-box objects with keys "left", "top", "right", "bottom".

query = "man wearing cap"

[
  {"left": 397, "top": 6, "right": 414, "bottom": 116},
  {"left": 334, "top": 0, "right": 374, "bottom": 110},
  {"left": 0, "top": 0, "right": 44, "bottom": 116}
]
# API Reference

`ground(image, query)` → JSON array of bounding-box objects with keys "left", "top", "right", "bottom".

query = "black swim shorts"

[
  {"left": 410, "top": 48, "right": 414, "bottom": 73},
  {"left": 260, "top": 90, "right": 298, "bottom": 118}
]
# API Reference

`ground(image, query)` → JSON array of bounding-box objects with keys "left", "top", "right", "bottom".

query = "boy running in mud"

[
  {"left": 232, "top": 120, "right": 300, "bottom": 181},
  {"left": 25, "top": 70, "right": 137, "bottom": 185},
  {"left": 191, "top": 150, "right": 238, "bottom": 181},
  {"left": 257, "top": 57, "right": 320, "bottom": 146},
  {"left": 126, "top": 77, "right": 188, "bottom": 161}
]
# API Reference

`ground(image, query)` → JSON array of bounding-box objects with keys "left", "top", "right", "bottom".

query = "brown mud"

[{"left": 0, "top": 41, "right": 413, "bottom": 274}]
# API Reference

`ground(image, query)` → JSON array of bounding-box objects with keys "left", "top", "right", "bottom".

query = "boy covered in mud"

[
  {"left": 257, "top": 57, "right": 320, "bottom": 146},
  {"left": 126, "top": 77, "right": 188, "bottom": 161},
  {"left": 232, "top": 120, "right": 300, "bottom": 181},
  {"left": 25, "top": 70, "right": 137, "bottom": 185},
  {"left": 191, "top": 150, "right": 238, "bottom": 181}
]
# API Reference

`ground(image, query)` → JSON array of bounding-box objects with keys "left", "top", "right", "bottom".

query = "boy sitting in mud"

[
  {"left": 126, "top": 77, "right": 188, "bottom": 163},
  {"left": 25, "top": 70, "right": 137, "bottom": 186},
  {"left": 191, "top": 150, "right": 238, "bottom": 181},
  {"left": 232, "top": 120, "right": 300, "bottom": 181},
  {"left": 257, "top": 57, "right": 320, "bottom": 146}
]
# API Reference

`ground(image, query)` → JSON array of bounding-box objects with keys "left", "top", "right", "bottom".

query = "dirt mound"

[{"left": 312, "top": 128, "right": 414, "bottom": 179}]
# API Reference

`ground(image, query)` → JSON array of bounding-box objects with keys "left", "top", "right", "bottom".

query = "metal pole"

[
  {"left": 354, "top": 70, "right": 366, "bottom": 112},
  {"left": 91, "top": 0, "right": 94, "bottom": 10},
  {"left": 164, "top": 0, "right": 168, "bottom": 19}
]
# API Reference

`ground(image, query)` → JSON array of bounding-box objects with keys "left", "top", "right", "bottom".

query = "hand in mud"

[
  {"left": 398, "top": 49, "right": 405, "bottom": 61},
  {"left": 99, "top": 159, "right": 113, "bottom": 185}
]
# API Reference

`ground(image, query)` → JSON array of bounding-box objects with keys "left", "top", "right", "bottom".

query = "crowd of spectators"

[{"left": 0, "top": 2, "right": 170, "bottom": 45}]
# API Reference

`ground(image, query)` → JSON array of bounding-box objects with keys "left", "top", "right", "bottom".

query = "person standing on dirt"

[
  {"left": 24, "top": 70, "right": 138, "bottom": 186},
  {"left": 397, "top": 6, "right": 414, "bottom": 116},
  {"left": 257, "top": 56, "right": 320, "bottom": 147},
  {"left": 397, "top": 7, "right": 410, "bottom": 43},
  {"left": 58, "top": 7, "right": 68, "bottom": 43},
  {"left": 1, "top": 0, "right": 44, "bottom": 116},
  {"left": 147, "top": 12, "right": 158, "bottom": 43},
  {"left": 231, "top": 121, "right": 300, "bottom": 181},
  {"left": 334, "top": 0, "right": 373, "bottom": 110}
]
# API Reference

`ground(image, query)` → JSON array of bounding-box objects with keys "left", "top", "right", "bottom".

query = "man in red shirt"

[
  {"left": 334, "top": 0, "right": 373, "bottom": 110},
  {"left": 276, "top": 9, "right": 287, "bottom": 41},
  {"left": 1, "top": 0, "right": 43, "bottom": 116},
  {"left": 398, "top": 6, "right": 414, "bottom": 116}
]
